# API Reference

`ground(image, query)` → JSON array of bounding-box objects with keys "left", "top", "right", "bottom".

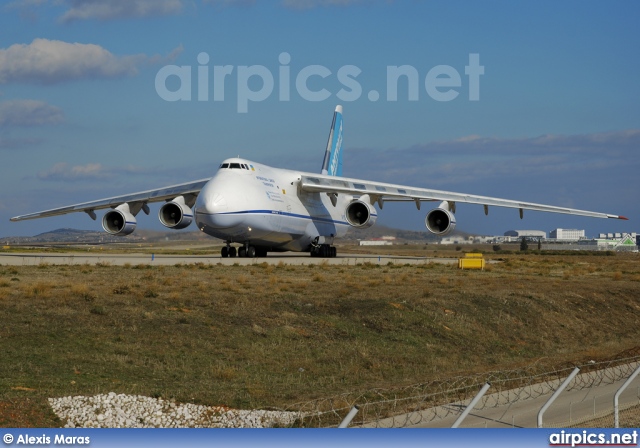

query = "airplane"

[{"left": 11, "top": 105, "right": 628, "bottom": 258}]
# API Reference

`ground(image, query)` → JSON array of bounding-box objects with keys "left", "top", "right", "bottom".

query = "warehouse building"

[
  {"left": 550, "top": 228, "right": 585, "bottom": 240},
  {"left": 504, "top": 230, "right": 547, "bottom": 239}
]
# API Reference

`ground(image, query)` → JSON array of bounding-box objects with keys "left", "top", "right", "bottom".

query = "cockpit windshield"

[{"left": 219, "top": 162, "right": 251, "bottom": 170}]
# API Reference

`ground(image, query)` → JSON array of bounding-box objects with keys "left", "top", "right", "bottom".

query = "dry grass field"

[{"left": 0, "top": 249, "right": 639, "bottom": 427}]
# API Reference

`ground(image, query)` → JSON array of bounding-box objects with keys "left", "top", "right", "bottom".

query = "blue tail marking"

[{"left": 321, "top": 105, "right": 343, "bottom": 177}]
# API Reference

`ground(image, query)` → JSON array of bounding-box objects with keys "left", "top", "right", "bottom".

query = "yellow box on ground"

[
  {"left": 458, "top": 253, "right": 485, "bottom": 270},
  {"left": 464, "top": 253, "right": 483, "bottom": 258}
]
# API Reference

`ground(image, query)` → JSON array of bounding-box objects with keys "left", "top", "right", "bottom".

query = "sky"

[{"left": 0, "top": 0, "right": 638, "bottom": 239}]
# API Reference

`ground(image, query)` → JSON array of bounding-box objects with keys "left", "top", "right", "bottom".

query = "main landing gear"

[
  {"left": 310, "top": 244, "right": 337, "bottom": 258},
  {"left": 221, "top": 245, "right": 236, "bottom": 258},
  {"left": 221, "top": 243, "right": 267, "bottom": 258}
]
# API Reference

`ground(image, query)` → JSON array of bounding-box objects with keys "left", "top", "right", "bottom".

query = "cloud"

[
  {"left": 344, "top": 129, "right": 640, "bottom": 188},
  {"left": 37, "top": 163, "right": 145, "bottom": 182},
  {"left": 8, "top": 0, "right": 367, "bottom": 18},
  {"left": 0, "top": 39, "right": 182, "bottom": 85},
  {"left": 0, "top": 100, "right": 64, "bottom": 127},
  {"left": 4, "top": 0, "right": 50, "bottom": 21},
  {"left": 59, "top": 0, "right": 184, "bottom": 22},
  {"left": 5, "top": 0, "right": 184, "bottom": 21}
]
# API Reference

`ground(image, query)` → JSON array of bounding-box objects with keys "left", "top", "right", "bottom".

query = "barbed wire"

[{"left": 285, "top": 347, "right": 640, "bottom": 427}]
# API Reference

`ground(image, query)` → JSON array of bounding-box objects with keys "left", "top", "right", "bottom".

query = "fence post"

[
  {"left": 537, "top": 367, "right": 580, "bottom": 428},
  {"left": 451, "top": 382, "right": 491, "bottom": 428},
  {"left": 614, "top": 364, "right": 640, "bottom": 428},
  {"left": 338, "top": 405, "right": 360, "bottom": 428}
]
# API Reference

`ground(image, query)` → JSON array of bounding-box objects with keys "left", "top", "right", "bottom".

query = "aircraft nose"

[{"left": 195, "top": 184, "right": 243, "bottom": 229}]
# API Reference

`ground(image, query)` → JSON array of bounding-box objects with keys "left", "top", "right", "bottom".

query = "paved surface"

[
  {"left": 0, "top": 252, "right": 460, "bottom": 266},
  {"left": 370, "top": 364, "right": 640, "bottom": 428}
]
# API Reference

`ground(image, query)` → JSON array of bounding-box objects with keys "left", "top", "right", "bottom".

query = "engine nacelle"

[
  {"left": 159, "top": 199, "right": 193, "bottom": 230},
  {"left": 345, "top": 200, "right": 377, "bottom": 229},
  {"left": 102, "top": 209, "right": 137, "bottom": 236},
  {"left": 425, "top": 208, "right": 457, "bottom": 236}
]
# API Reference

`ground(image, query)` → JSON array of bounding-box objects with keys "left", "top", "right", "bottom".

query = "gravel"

[{"left": 49, "top": 393, "right": 300, "bottom": 428}]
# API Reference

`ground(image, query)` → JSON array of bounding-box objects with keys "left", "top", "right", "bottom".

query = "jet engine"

[
  {"left": 159, "top": 198, "right": 194, "bottom": 230},
  {"left": 102, "top": 206, "right": 137, "bottom": 236},
  {"left": 425, "top": 207, "right": 456, "bottom": 235},
  {"left": 345, "top": 199, "right": 377, "bottom": 229}
]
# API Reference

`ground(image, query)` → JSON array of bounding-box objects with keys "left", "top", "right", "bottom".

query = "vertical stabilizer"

[{"left": 321, "top": 105, "right": 343, "bottom": 177}]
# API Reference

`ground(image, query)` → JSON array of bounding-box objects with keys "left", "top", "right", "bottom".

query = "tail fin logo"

[
  {"left": 321, "top": 105, "right": 343, "bottom": 177},
  {"left": 328, "top": 120, "right": 343, "bottom": 176}
]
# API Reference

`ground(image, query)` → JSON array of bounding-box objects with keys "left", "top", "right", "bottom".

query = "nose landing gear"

[{"left": 221, "top": 243, "right": 265, "bottom": 258}]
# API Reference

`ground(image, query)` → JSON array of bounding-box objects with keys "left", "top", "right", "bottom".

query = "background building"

[
  {"left": 504, "top": 230, "right": 547, "bottom": 239},
  {"left": 550, "top": 229, "right": 585, "bottom": 240}
]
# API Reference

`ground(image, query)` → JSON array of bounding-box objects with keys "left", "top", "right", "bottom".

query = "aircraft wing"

[
  {"left": 10, "top": 178, "right": 211, "bottom": 222},
  {"left": 299, "top": 174, "right": 628, "bottom": 220}
]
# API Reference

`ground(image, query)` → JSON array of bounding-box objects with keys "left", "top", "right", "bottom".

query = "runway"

[{"left": 0, "top": 251, "right": 460, "bottom": 266}]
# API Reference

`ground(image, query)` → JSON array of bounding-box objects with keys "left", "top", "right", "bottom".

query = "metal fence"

[{"left": 286, "top": 348, "right": 640, "bottom": 428}]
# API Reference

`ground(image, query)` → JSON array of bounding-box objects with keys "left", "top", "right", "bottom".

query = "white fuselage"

[{"left": 194, "top": 158, "right": 351, "bottom": 251}]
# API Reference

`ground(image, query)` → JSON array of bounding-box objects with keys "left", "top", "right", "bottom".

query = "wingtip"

[{"left": 607, "top": 214, "right": 629, "bottom": 220}]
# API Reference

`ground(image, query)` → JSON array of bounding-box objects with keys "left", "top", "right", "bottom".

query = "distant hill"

[
  {"left": 2, "top": 225, "right": 473, "bottom": 245},
  {"left": 2, "top": 228, "right": 145, "bottom": 245},
  {"left": 35, "top": 228, "right": 100, "bottom": 238}
]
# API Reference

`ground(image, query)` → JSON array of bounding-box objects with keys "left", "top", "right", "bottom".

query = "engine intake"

[
  {"left": 159, "top": 199, "right": 193, "bottom": 230},
  {"left": 102, "top": 209, "right": 137, "bottom": 236},
  {"left": 425, "top": 208, "right": 456, "bottom": 236},
  {"left": 345, "top": 200, "right": 377, "bottom": 229}
]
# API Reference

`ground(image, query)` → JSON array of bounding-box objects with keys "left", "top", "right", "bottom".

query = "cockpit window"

[{"left": 220, "top": 162, "right": 250, "bottom": 170}]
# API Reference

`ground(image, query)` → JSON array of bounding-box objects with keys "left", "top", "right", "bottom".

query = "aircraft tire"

[
  {"left": 229, "top": 247, "right": 237, "bottom": 257},
  {"left": 238, "top": 247, "right": 246, "bottom": 258},
  {"left": 221, "top": 246, "right": 228, "bottom": 258},
  {"left": 247, "top": 246, "right": 256, "bottom": 258}
]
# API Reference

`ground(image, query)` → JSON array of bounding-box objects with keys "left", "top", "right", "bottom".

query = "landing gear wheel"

[
  {"left": 312, "top": 245, "right": 336, "bottom": 258},
  {"left": 238, "top": 247, "right": 246, "bottom": 258},
  {"left": 229, "top": 247, "right": 237, "bottom": 258},
  {"left": 247, "top": 246, "right": 256, "bottom": 258},
  {"left": 221, "top": 246, "right": 228, "bottom": 258}
]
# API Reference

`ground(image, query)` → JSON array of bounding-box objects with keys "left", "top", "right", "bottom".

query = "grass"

[{"left": 0, "top": 252, "right": 639, "bottom": 427}]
